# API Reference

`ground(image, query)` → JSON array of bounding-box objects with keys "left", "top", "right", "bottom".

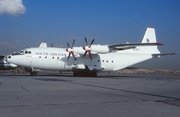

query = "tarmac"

[{"left": 0, "top": 71, "right": 180, "bottom": 117}]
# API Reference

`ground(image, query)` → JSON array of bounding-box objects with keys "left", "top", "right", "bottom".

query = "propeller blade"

[
  {"left": 67, "top": 53, "right": 71, "bottom": 61},
  {"left": 83, "top": 51, "right": 88, "bottom": 58},
  {"left": 71, "top": 51, "right": 75, "bottom": 58},
  {"left": 71, "top": 39, "right": 75, "bottom": 48},
  {"left": 67, "top": 43, "right": 70, "bottom": 48},
  {"left": 88, "top": 50, "right": 92, "bottom": 61},
  {"left": 89, "top": 39, "right": 94, "bottom": 47},
  {"left": 85, "top": 37, "right": 88, "bottom": 45},
  {"left": 66, "top": 39, "right": 76, "bottom": 61},
  {"left": 82, "top": 38, "right": 95, "bottom": 60}
]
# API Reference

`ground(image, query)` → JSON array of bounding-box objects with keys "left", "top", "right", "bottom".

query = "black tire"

[
  {"left": 30, "top": 71, "right": 37, "bottom": 76},
  {"left": 73, "top": 71, "right": 80, "bottom": 77},
  {"left": 91, "top": 71, "right": 97, "bottom": 77}
]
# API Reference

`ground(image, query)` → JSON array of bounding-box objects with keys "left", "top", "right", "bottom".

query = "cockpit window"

[
  {"left": 12, "top": 52, "right": 22, "bottom": 55},
  {"left": 24, "top": 50, "right": 31, "bottom": 54},
  {"left": 12, "top": 49, "right": 31, "bottom": 56},
  {"left": 12, "top": 50, "right": 25, "bottom": 55},
  {"left": 20, "top": 50, "right": 24, "bottom": 54}
]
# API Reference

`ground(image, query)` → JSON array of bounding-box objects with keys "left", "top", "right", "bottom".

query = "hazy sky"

[{"left": 0, "top": 0, "right": 180, "bottom": 70}]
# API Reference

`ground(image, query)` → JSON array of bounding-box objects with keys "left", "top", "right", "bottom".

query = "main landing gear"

[{"left": 73, "top": 71, "right": 97, "bottom": 77}]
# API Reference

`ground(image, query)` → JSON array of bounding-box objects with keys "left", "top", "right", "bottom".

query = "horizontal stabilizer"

[{"left": 152, "top": 53, "right": 176, "bottom": 58}]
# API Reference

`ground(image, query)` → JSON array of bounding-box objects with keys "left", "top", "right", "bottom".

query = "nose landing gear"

[
  {"left": 30, "top": 68, "right": 38, "bottom": 76},
  {"left": 30, "top": 71, "right": 37, "bottom": 76}
]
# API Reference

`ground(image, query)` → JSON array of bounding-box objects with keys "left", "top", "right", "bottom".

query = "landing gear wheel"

[
  {"left": 91, "top": 71, "right": 97, "bottom": 77},
  {"left": 30, "top": 71, "right": 37, "bottom": 76},
  {"left": 80, "top": 71, "right": 90, "bottom": 77},
  {"left": 73, "top": 71, "right": 80, "bottom": 77},
  {"left": 73, "top": 71, "right": 97, "bottom": 77}
]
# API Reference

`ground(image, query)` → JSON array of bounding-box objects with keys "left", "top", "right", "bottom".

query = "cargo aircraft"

[{"left": 5, "top": 27, "right": 175, "bottom": 76}]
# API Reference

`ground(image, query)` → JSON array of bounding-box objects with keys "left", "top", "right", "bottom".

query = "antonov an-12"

[{"left": 5, "top": 27, "right": 175, "bottom": 76}]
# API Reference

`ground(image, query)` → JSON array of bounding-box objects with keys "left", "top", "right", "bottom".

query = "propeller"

[
  {"left": 82, "top": 37, "right": 95, "bottom": 61},
  {"left": 66, "top": 39, "right": 75, "bottom": 61}
]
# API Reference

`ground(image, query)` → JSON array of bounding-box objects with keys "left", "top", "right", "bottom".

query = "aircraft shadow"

[
  {"left": 33, "top": 76, "right": 180, "bottom": 101},
  {"left": 34, "top": 78, "right": 72, "bottom": 82}
]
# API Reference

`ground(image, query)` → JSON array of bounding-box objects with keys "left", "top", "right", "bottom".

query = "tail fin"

[
  {"left": 140, "top": 27, "right": 160, "bottom": 54},
  {"left": 142, "top": 27, "right": 157, "bottom": 43}
]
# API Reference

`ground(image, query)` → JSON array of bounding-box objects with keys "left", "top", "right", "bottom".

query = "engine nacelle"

[
  {"left": 73, "top": 47, "right": 85, "bottom": 54},
  {"left": 91, "top": 45, "right": 111, "bottom": 54},
  {"left": 73, "top": 45, "right": 111, "bottom": 55}
]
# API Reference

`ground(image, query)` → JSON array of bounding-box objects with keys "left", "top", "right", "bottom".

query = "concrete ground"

[{"left": 0, "top": 71, "right": 180, "bottom": 117}]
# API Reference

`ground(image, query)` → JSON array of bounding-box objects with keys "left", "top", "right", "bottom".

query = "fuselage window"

[
  {"left": 102, "top": 60, "right": 104, "bottom": 62},
  {"left": 98, "top": 60, "right": 100, "bottom": 62},
  {"left": 29, "top": 51, "right": 31, "bottom": 54},
  {"left": 112, "top": 61, "right": 113, "bottom": 63},
  {"left": 39, "top": 56, "right": 41, "bottom": 58},
  {"left": 45, "top": 56, "right": 47, "bottom": 59},
  {"left": 106, "top": 60, "right": 108, "bottom": 63},
  {"left": 57, "top": 57, "right": 59, "bottom": 59},
  {"left": 52, "top": 57, "right": 54, "bottom": 59}
]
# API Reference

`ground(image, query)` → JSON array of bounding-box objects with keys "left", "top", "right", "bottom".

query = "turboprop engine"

[
  {"left": 89, "top": 45, "right": 111, "bottom": 54},
  {"left": 66, "top": 37, "right": 112, "bottom": 61},
  {"left": 72, "top": 45, "right": 111, "bottom": 55}
]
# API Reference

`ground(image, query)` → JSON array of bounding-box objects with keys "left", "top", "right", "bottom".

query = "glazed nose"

[
  {"left": 4, "top": 56, "right": 8, "bottom": 62},
  {"left": 4, "top": 55, "right": 11, "bottom": 62}
]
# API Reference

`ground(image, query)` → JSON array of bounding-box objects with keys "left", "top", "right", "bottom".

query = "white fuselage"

[
  {"left": 6, "top": 46, "right": 155, "bottom": 72},
  {"left": 5, "top": 27, "right": 167, "bottom": 76}
]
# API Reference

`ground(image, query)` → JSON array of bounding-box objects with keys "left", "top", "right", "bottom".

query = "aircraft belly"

[
  {"left": 112, "top": 53, "right": 152, "bottom": 71},
  {"left": 30, "top": 57, "right": 66, "bottom": 70}
]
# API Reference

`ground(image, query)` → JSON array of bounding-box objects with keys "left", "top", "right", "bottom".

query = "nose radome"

[
  {"left": 4, "top": 56, "right": 8, "bottom": 62},
  {"left": 4, "top": 55, "right": 11, "bottom": 63}
]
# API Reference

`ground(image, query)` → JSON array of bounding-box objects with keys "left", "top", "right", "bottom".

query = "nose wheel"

[{"left": 30, "top": 71, "right": 37, "bottom": 76}]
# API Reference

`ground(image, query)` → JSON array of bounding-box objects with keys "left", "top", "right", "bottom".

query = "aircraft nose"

[
  {"left": 4, "top": 55, "right": 11, "bottom": 63},
  {"left": 4, "top": 56, "right": 8, "bottom": 62}
]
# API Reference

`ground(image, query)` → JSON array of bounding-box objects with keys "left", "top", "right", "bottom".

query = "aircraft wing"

[{"left": 108, "top": 42, "right": 163, "bottom": 50}]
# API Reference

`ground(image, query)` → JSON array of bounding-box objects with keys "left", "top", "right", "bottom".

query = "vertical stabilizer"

[
  {"left": 142, "top": 27, "right": 157, "bottom": 43},
  {"left": 140, "top": 27, "right": 160, "bottom": 54}
]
